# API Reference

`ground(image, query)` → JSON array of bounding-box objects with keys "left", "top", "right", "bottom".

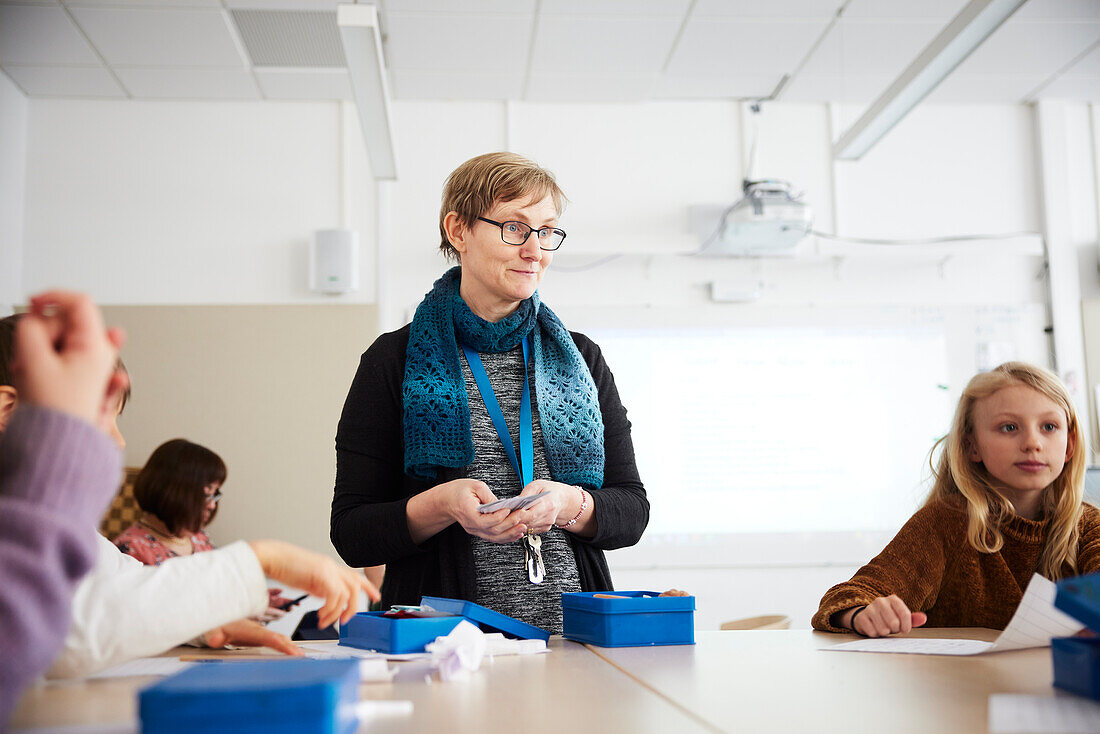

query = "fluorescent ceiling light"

[
  {"left": 834, "top": 0, "right": 1027, "bottom": 161},
  {"left": 338, "top": 4, "right": 397, "bottom": 180}
]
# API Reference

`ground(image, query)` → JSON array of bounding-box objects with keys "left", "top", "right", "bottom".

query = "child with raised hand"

[
  {"left": 813, "top": 361, "right": 1100, "bottom": 638},
  {"left": 0, "top": 293, "right": 127, "bottom": 724}
]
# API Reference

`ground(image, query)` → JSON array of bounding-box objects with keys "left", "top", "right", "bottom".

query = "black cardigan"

[{"left": 330, "top": 323, "right": 649, "bottom": 608}]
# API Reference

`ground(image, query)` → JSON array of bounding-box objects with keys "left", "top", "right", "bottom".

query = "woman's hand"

[
  {"left": 201, "top": 619, "right": 302, "bottom": 656},
  {"left": 408, "top": 479, "right": 528, "bottom": 544},
  {"left": 442, "top": 479, "right": 529, "bottom": 544},
  {"left": 247, "top": 540, "right": 380, "bottom": 629},
  {"left": 509, "top": 481, "right": 578, "bottom": 535},
  {"left": 846, "top": 595, "right": 928, "bottom": 637}
]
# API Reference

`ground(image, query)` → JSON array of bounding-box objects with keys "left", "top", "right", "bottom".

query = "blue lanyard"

[{"left": 461, "top": 336, "right": 533, "bottom": 487}]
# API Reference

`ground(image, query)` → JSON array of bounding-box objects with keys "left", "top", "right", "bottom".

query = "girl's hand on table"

[
  {"left": 848, "top": 595, "right": 928, "bottom": 637},
  {"left": 202, "top": 619, "right": 302, "bottom": 656}
]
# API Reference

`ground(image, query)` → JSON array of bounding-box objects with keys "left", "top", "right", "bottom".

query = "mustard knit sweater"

[{"left": 812, "top": 498, "right": 1100, "bottom": 632}]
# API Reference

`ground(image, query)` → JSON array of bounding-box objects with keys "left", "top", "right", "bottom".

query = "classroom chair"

[
  {"left": 98, "top": 467, "right": 142, "bottom": 541},
  {"left": 720, "top": 614, "right": 791, "bottom": 631}
]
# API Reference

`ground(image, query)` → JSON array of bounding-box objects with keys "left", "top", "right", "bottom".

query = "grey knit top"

[{"left": 459, "top": 345, "right": 581, "bottom": 634}]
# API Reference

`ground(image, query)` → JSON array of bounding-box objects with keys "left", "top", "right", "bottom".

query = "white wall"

[
  {"left": 22, "top": 99, "right": 376, "bottom": 304},
  {"left": 0, "top": 71, "right": 27, "bottom": 312},
  {"left": 16, "top": 96, "right": 1100, "bottom": 627}
]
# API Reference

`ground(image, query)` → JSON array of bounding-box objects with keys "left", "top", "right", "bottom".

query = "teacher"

[{"left": 330, "top": 152, "right": 648, "bottom": 633}]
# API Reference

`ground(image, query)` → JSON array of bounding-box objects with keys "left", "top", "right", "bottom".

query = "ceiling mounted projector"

[{"left": 693, "top": 179, "right": 813, "bottom": 256}]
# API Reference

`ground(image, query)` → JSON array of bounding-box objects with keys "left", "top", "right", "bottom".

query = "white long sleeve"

[{"left": 48, "top": 535, "right": 268, "bottom": 678}]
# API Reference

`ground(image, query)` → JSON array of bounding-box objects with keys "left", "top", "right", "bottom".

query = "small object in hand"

[
  {"left": 277, "top": 593, "right": 309, "bottom": 610},
  {"left": 477, "top": 490, "right": 551, "bottom": 514},
  {"left": 659, "top": 589, "right": 690, "bottom": 597}
]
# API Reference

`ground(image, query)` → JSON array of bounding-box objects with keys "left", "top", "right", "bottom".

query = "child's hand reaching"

[{"left": 848, "top": 595, "right": 927, "bottom": 637}]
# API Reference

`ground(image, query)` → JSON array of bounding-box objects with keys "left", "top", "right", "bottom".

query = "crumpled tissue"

[{"left": 426, "top": 620, "right": 486, "bottom": 682}]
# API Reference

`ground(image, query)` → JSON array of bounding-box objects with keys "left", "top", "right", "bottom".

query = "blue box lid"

[
  {"left": 1055, "top": 573, "right": 1100, "bottom": 632},
  {"left": 420, "top": 596, "right": 550, "bottom": 641},
  {"left": 140, "top": 659, "right": 359, "bottom": 723},
  {"left": 561, "top": 590, "right": 696, "bottom": 613}
]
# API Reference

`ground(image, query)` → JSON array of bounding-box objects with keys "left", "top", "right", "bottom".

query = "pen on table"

[{"left": 179, "top": 654, "right": 291, "bottom": 662}]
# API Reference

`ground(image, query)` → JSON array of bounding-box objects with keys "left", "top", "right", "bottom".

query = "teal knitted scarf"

[{"left": 403, "top": 266, "right": 604, "bottom": 488}]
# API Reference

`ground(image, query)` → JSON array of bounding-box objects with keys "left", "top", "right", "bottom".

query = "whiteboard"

[{"left": 591, "top": 326, "right": 954, "bottom": 536}]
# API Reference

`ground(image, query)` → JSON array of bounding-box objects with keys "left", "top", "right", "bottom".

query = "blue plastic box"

[
  {"left": 339, "top": 610, "right": 464, "bottom": 654},
  {"left": 561, "top": 591, "right": 695, "bottom": 647},
  {"left": 1053, "top": 573, "right": 1100, "bottom": 699},
  {"left": 421, "top": 596, "right": 551, "bottom": 641},
  {"left": 139, "top": 659, "right": 359, "bottom": 734}
]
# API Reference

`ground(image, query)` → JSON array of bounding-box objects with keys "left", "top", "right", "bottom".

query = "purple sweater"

[{"left": 0, "top": 407, "right": 121, "bottom": 726}]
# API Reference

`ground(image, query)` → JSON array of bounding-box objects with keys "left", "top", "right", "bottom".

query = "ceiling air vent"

[{"left": 231, "top": 10, "right": 346, "bottom": 67}]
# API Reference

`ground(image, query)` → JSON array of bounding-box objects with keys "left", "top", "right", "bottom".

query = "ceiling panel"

[
  {"left": 3, "top": 63, "right": 125, "bottom": 96},
  {"left": 525, "top": 71, "right": 655, "bottom": 102},
  {"left": 225, "top": 0, "right": 345, "bottom": 9},
  {"left": 254, "top": 67, "right": 351, "bottom": 99},
  {"left": 1063, "top": 40, "right": 1100, "bottom": 74},
  {"left": 781, "top": 73, "right": 895, "bottom": 102},
  {"left": 231, "top": 8, "right": 344, "bottom": 67},
  {"left": 1, "top": 0, "right": 1094, "bottom": 104},
  {"left": 667, "top": 17, "right": 831, "bottom": 75},
  {"left": 0, "top": 3, "right": 100, "bottom": 65},
  {"left": 389, "top": 69, "right": 524, "bottom": 100},
  {"left": 1013, "top": 0, "right": 1100, "bottom": 20},
  {"left": 691, "top": 0, "right": 840, "bottom": 18},
  {"left": 796, "top": 19, "right": 946, "bottom": 78},
  {"left": 382, "top": 0, "right": 536, "bottom": 12},
  {"left": 113, "top": 67, "right": 259, "bottom": 98},
  {"left": 924, "top": 73, "right": 1048, "bottom": 103},
  {"left": 530, "top": 15, "right": 681, "bottom": 74},
  {"left": 651, "top": 73, "right": 782, "bottom": 99},
  {"left": 64, "top": 0, "right": 222, "bottom": 5},
  {"left": 540, "top": 0, "right": 691, "bottom": 15},
  {"left": 1033, "top": 73, "right": 1100, "bottom": 101},
  {"left": 841, "top": 0, "right": 966, "bottom": 20},
  {"left": 950, "top": 19, "right": 1100, "bottom": 76},
  {"left": 382, "top": 12, "right": 533, "bottom": 71},
  {"left": 69, "top": 6, "right": 246, "bottom": 67}
]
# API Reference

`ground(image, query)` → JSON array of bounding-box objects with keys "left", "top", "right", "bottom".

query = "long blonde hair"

[{"left": 926, "top": 361, "right": 1087, "bottom": 580}]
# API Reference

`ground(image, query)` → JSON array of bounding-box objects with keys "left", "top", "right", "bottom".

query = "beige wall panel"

[{"left": 102, "top": 305, "right": 379, "bottom": 559}]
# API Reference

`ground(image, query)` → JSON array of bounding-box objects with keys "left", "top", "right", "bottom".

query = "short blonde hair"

[
  {"left": 927, "top": 361, "right": 1087, "bottom": 580},
  {"left": 438, "top": 152, "right": 566, "bottom": 262}
]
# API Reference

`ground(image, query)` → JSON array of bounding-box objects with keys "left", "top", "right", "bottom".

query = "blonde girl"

[{"left": 813, "top": 361, "right": 1100, "bottom": 637}]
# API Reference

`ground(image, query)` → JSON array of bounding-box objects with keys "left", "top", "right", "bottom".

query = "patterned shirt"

[
  {"left": 459, "top": 345, "right": 582, "bottom": 634},
  {"left": 114, "top": 523, "right": 215, "bottom": 565}
]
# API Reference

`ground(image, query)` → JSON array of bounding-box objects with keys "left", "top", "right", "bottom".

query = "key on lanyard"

[{"left": 522, "top": 533, "right": 545, "bottom": 584}]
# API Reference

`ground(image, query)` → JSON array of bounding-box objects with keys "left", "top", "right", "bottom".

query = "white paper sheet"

[
  {"left": 989, "top": 694, "right": 1100, "bottom": 733},
  {"left": 297, "top": 643, "right": 432, "bottom": 661},
  {"left": 85, "top": 657, "right": 194, "bottom": 679},
  {"left": 825, "top": 573, "right": 1084, "bottom": 655}
]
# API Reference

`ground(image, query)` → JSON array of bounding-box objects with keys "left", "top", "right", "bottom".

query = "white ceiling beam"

[
  {"left": 337, "top": 4, "right": 396, "bottom": 181},
  {"left": 834, "top": 0, "right": 1028, "bottom": 161}
]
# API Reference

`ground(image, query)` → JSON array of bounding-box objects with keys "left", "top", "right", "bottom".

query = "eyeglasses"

[
  {"left": 476, "top": 217, "right": 566, "bottom": 251},
  {"left": 204, "top": 486, "right": 223, "bottom": 505}
]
